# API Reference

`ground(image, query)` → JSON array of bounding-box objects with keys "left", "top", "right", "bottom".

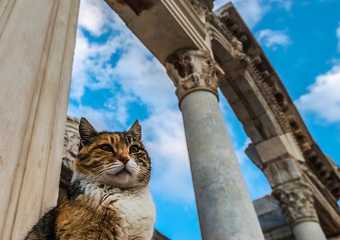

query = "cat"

[{"left": 25, "top": 117, "right": 155, "bottom": 240}]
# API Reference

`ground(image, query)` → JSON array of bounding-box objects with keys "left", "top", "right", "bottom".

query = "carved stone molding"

[
  {"left": 215, "top": 3, "right": 340, "bottom": 202},
  {"left": 63, "top": 117, "right": 81, "bottom": 170},
  {"left": 190, "top": 0, "right": 209, "bottom": 19},
  {"left": 273, "top": 180, "right": 319, "bottom": 226},
  {"left": 166, "top": 49, "right": 222, "bottom": 104},
  {"left": 190, "top": 0, "right": 214, "bottom": 11}
]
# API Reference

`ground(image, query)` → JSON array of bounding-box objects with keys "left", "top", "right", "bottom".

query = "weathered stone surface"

[
  {"left": 250, "top": 134, "right": 304, "bottom": 165},
  {"left": 273, "top": 180, "right": 318, "bottom": 226},
  {"left": 116, "top": 0, "right": 155, "bottom": 15},
  {"left": 0, "top": 1, "right": 79, "bottom": 239},
  {"left": 246, "top": 134, "right": 304, "bottom": 187},
  {"left": 166, "top": 49, "right": 221, "bottom": 104},
  {"left": 214, "top": 2, "right": 340, "bottom": 202},
  {"left": 254, "top": 195, "right": 294, "bottom": 240},
  {"left": 180, "top": 90, "right": 264, "bottom": 240},
  {"left": 106, "top": 0, "right": 209, "bottom": 63},
  {"left": 293, "top": 222, "right": 327, "bottom": 240}
]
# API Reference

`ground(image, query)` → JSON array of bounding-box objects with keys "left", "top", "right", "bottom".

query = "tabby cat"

[{"left": 25, "top": 118, "right": 155, "bottom": 240}]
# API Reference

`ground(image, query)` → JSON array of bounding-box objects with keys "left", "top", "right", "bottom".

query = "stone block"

[{"left": 253, "top": 133, "right": 304, "bottom": 164}]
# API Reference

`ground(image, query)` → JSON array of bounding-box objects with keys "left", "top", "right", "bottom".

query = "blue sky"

[{"left": 68, "top": 0, "right": 340, "bottom": 239}]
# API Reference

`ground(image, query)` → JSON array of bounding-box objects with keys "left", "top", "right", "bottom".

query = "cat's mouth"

[
  {"left": 107, "top": 167, "right": 132, "bottom": 177},
  {"left": 116, "top": 168, "right": 132, "bottom": 176}
]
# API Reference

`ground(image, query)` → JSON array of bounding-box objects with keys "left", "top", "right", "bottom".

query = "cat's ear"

[
  {"left": 79, "top": 117, "right": 97, "bottom": 146},
  {"left": 129, "top": 120, "right": 142, "bottom": 141}
]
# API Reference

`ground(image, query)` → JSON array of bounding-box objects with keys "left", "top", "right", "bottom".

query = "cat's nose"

[{"left": 119, "top": 156, "right": 130, "bottom": 164}]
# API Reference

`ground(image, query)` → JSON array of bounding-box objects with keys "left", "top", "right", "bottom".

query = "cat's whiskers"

[{"left": 93, "top": 163, "right": 125, "bottom": 180}]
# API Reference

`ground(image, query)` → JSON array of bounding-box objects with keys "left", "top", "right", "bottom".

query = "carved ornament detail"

[
  {"left": 63, "top": 117, "right": 80, "bottom": 170},
  {"left": 166, "top": 49, "right": 223, "bottom": 104},
  {"left": 190, "top": 0, "right": 214, "bottom": 11},
  {"left": 273, "top": 180, "right": 318, "bottom": 225}
]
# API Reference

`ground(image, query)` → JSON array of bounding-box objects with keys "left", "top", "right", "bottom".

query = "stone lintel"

[
  {"left": 106, "top": 0, "right": 208, "bottom": 64},
  {"left": 246, "top": 133, "right": 305, "bottom": 187},
  {"left": 247, "top": 133, "right": 304, "bottom": 165}
]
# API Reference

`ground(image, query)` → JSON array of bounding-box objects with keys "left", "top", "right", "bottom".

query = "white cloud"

[
  {"left": 296, "top": 23, "right": 340, "bottom": 124},
  {"left": 68, "top": 104, "right": 115, "bottom": 131},
  {"left": 71, "top": 0, "right": 130, "bottom": 102},
  {"left": 112, "top": 38, "right": 176, "bottom": 112},
  {"left": 296, "top": 64, "right": 340, "bottom": 123},
  {"left": 70, "top": 31, "right": 122, "bottom": 101},
  {"left": 337, "top": 23, "right": 340, "bottom": 52},
  {"left": 77, "top": 0, "right": 125, "bottom": 35},
  {"left": 257, "top": 29, "right": 291, "bottom": 49},
  {"left": 78, "top": 0, "right": 107, "bottom": 35},
  {"left": 144, "top": 110, "right": 195, "bottom": 203}
]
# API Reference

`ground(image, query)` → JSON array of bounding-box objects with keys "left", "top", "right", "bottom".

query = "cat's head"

[{"left": 74, "top": 117, "right": 151, "bottom": 189}]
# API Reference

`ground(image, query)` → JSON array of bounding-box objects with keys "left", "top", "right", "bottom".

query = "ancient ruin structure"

[{"left": 0, "top": 0, "right": 339, "bottom": 239}]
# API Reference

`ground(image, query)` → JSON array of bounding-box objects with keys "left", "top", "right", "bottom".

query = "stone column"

[
  {"left": 246, "top": 133, "right": 327, "bottom": 240},
  {"left": 166, "top": 49, "right": 264, "bottom": 240},
  {"left": 0, "top": 0, "right": 79, "bottom": 239}
]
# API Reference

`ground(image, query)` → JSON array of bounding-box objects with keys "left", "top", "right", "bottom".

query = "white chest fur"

[
  {"left": 114, "top": 188, "right": 156, "bottom": 239},
  {"left": 80, "top": 182, "right": 156, "bottom": 240}
]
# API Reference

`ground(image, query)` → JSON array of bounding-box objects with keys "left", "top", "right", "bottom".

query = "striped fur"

[{"left": 25, "top": 118, "right": 155, "bottom": 240}]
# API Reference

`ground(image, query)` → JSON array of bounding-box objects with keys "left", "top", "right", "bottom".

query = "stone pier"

[
  {"left": 166, "top": 49, "right": 264, "bottom": 240},
  {"left": 0, "top": 0, "right": 79, "bottom": 238}
]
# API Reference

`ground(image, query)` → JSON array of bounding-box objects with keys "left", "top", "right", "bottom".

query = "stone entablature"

[{"left": 212, "top": 3, "right": 340, "bottom": 202}]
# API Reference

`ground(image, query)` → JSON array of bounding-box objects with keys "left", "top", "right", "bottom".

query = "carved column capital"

[
  {"left": 273, "top": 180, "right": 319, "bottom": 226},
  {"left": 166, "top": 49, "right": 223, "bottom": 104}
]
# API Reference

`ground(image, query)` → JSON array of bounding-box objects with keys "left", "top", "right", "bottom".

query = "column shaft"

[
  {"left": 293, "top": 222, "right": 327, "bottom": 240},
  {"left": 181, "top": 91, "right": 264, "bottom": 240},
  {"left": 0, "top": 0, "right": 79, "bottom": 239},
  {"left": 166, "top": 49, "right": 264, "bottom": 240}
]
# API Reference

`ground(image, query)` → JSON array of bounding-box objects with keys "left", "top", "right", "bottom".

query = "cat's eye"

[
  {"left": 98, "top": 144, "right": 114, "bottom": 152},
  {"left": 129, "top": 145, "right": 140, "bottom": 154}
]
